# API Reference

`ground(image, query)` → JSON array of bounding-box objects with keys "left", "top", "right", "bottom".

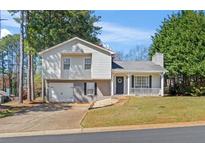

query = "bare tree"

[{"left": 125, "top": 45, "right": 148, "bottom": 61}]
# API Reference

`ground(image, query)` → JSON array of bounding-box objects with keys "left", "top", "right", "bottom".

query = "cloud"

[
  {"left": 96, "top": 21, "right": 154, "bottom": 45},
  {"left": 1, "top": 28, "right": 12, "bottom": 38}
]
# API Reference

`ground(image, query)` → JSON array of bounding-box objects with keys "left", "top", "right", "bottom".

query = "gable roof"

[
  {"left": 112, "top": 61, "right": 166, "bottom": 73},
  {"left": 39, "top": 37, "right": 115, "bottom": 55}
]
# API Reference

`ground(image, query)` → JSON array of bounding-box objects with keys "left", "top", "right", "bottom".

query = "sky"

[{"left": 1, "top": 10, "right": 178, "bottom": 53}]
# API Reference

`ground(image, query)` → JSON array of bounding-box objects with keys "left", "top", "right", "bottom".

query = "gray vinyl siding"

[
  {"left": 42, "top": 39, "right": 111, "bottom": 80},
  {"left": 74, "top": 80, "right": 111, "bottom": 102},
  {"left": 152, "top": 74, "right": 161, "bottom": 88},
  {"left": 91, "top": 52, "right": 111, "bottom": 79},
  {"left": 61, "top": 55, "right": 91, "bottom": 79},
  {"left": 77, "top": 43, "right": 112, "bottom": 79},
  {"left": 42, "top": 40, "right": 77, "bottom": 79},
  {"left": 46, "top": 80, "right": 111, "bottom": 102},
  {"left": 113, "top": 72, "right": 161, "bottom": 95}
]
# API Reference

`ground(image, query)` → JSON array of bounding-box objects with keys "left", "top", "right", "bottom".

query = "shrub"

[{"left": 191, "top": 87, "right": 205, "bottom": 96}]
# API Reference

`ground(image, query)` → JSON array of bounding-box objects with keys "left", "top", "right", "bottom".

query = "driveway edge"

[{"left": 1, "top": 121, "right": 205, "bottom": 138}]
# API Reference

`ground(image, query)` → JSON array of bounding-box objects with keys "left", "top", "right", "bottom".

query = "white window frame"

[
  {"left": 86, "top": 82, "right": 95, "bottom": 95},
  {"left": 63, "top": 58, "right": 70, "bottom": 70},
  {"left": 134, "top": 76, "right": 149, "bottom": 88},
  {"left": 84, "top": 57, "right": 91, "bottom": 70}
]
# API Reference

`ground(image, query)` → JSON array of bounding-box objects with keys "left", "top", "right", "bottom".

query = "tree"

[
  {"left": 114, "top": 45, "right": 149, "bottom": 61},
  {"left": 149, "top": 11, "right": 205, "bottom": 95},
  {"left": 26, "top": 10, "right": 101, "bottom": 101},
  {"left": 125, "top": 45, "right": 148, "bottom": 61},
  {"left": 9, "top": 10, "right": 102, "bottom": 102},
  {"left": 0, "top": 34, "right": 20, "bottom": 95},
  {"left": 27, "top": 11, "right": 101, "bottom": 52},
  {"left": 19, "top": 11, "right": 25, "bottom": 103},
  {"left": 25, "top": 11, "right": 33, "bottom": 102},
  {"left": 0, "top": 42, "right": 6, "bottom": 91},
  {"left": 34, "top": 73, "right": 42, "bottom": 97}
]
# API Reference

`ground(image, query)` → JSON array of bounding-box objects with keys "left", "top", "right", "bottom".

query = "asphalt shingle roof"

[{"left": 112, "top": 61, "right": 165, "bottom": 72}]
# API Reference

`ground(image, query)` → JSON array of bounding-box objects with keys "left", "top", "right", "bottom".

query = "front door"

[{"left": 116, "top": 76, "right": 124, "bottom": 94}]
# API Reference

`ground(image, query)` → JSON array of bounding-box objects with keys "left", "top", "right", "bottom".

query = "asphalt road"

[{"left": 1, "top": 125, "right": 205, "bottom": 143}]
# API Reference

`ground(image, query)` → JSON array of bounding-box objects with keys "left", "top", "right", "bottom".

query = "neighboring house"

[{"left": 39, "top": 37, "right": 166, "bottom": 102}]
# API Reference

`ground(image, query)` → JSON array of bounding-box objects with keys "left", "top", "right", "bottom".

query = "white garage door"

[{"left": 49, "top": 83, "right": 74, "bottom": 102}]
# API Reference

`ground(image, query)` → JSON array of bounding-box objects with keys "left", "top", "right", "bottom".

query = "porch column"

[
  {"left": 111, "top": 75, "right": 114, "bottom": 96},
  {"left": 42, "top": 78, "right": 45, "bottom": 101},
  {"left": 160, "top": 73, "right": 164, "bottom": 96},
  {"left": 127, "top": 74, "right": 131, "bottom": 95}
]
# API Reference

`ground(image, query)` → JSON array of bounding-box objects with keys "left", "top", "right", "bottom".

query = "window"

[
  {"left": 63, "top": 58, "right": 70, "bottom": 70},
  {"left": 87, "top": 82, "right": 95, "bottom": 95},
  {"left": 85, "top": 57, "right": 91, "bottom": 70},
  {"left": 134, "top": 76, "right": 149, "bottom": 88}
]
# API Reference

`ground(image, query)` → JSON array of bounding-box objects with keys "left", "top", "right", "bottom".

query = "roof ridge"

[{"left": 39, "top": 37, "right": 115, "bottom": 55}]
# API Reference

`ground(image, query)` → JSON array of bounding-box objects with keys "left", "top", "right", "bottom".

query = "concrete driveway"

[{"left": 0, "top": 103, "right": 89, "bottom": 133}]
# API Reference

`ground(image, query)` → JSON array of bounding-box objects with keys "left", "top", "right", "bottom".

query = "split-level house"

[{"left": 39, "top": 37, "right": 166, "bottom": 102}]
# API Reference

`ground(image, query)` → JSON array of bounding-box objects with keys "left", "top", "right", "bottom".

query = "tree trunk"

[
  {"left": 31, "top": 55, "right": 35, "bottom": 100},
  {"left": 8, "top": 74, "right": 11, "bottom": 96},
  {"left": 19, "top": 10, "right": 25, "bottom": 103},
  {"left": 27, "top": 53, "right": 31, "bottom": 102},
  {"left": 16, "top": 59, "right": 19, "bottom": 96},
  {"left": 1, "top": 51, "right": 5, "bottom": 91}
]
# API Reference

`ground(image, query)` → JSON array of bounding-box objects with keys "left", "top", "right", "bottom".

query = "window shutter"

[
  {"left": 131, "top": 75, "right": 134, "bottom": 88},
  {"left": 94, "top": 82, "right": 97, "bottom": 95},
  {"left": 84, "top": 83, "right": 87, "bottom": 95},
  {"left": 149, "top": 75, "right": 152, "bottom": 88}
]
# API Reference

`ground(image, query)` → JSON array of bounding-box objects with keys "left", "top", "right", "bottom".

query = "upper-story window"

[
  {"left": 84, "top": 57, "right": 91, "bottom": 70},
  {"left": 63, "top": 58, "right": 70, "bottom": 70}
]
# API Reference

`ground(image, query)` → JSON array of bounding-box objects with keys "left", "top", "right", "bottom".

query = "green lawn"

[{"left": 81, "top": 96, "right": 205, "bottom": 128}]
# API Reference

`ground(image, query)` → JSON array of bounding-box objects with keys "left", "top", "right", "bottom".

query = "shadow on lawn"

[{"left": 0, "top": 102, "right": 73, "bottom": 116}]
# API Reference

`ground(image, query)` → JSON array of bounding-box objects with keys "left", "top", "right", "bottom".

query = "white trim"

[
  {"left": 160, "top": 73, "right": 164, "bottom": 96},
  {"left": 63, "top": 57, "right": 70, "bottom": 70},
  {"left": 42, "top": 78, "right": 45, "bottom": 101},
  {"left": 112, "top": 70, "right": 166, "bottom": 73},
  {"left": 84, "top": 57, "right": 92, "bottom": 70},
  {"left": 130, "top": 88, "right": 161, "bottom": 96},
  {"left": 45, "top": 78, "right": 111, "bottom": 81},
  {"left": 134, "top": 75, "right": 150, "bottom": 88},
  {"left": 39, "top": 37, "right": 115, "bottom": 55},
  {"left": 86, "top": 82, "right": 95, "bottom": 96},
  {"left": 127, "top": 74, "right": 130, "bottom": 95},
  {"left": 123, "top": 75, "right": 126, "bottom": 94},
  {"left": 111, "top": 76, "right": 114, "bottom": 96}
]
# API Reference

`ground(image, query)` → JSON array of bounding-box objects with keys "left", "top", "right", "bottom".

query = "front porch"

[{"left": 111, "top": 72, "right": 164, "bottom": 96}]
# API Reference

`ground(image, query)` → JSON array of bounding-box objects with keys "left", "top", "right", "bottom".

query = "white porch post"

[
  {"left": 111, "top": 75, "right": 114, "bottom": 96},
  {"left": 127, "top": 74, "right": 131, "bottom": 95},
  {"left": 42, "top": 78, "right": 45, "bottom": 101},
  {"left": 160, "top": 73, "right": 164, "bottom": 96}
]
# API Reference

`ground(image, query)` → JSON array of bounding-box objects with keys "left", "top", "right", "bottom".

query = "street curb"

[
  {"left": 1, "top": 121, "right": 205, "bottom": 138},
  {"left": 0, "top": 128, "right": 82, "bottom": 138},
  {"left": 81, "top": 121, "right": 205, "bottom": 134}
]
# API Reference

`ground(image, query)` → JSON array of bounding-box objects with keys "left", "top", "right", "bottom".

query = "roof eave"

[
  {"left": 39, "top": 37, "right": 115, "bottom": 56},
  {"left": 112, "top": 69, "right": 166, "bottom": 73}
]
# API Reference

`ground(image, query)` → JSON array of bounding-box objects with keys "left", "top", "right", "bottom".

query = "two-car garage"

[{"left": 48, "top": 82, "right": 74, "bottom": 102}]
